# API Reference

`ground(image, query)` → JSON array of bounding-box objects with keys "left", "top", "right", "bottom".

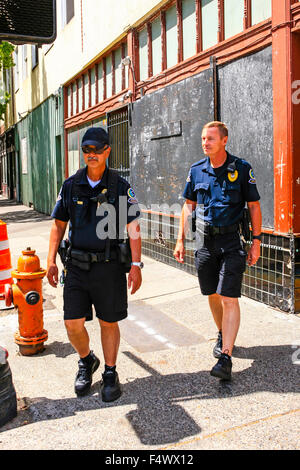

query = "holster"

[
  {"left": 118, "top": 239, "right": 132, "bottom": 273},
  {"left": 240, "top": 208, "right": 251, "bottom": 241},
  {"left": 191, "top": 210, "right": 196, "bottom": 240},
  {"left": 58, "top": 239, "right": 71, "bottom": 267}
]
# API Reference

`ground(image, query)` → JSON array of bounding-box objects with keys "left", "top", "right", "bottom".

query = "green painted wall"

[{"left": 15, "top": 88, "right": 64, "bottom": 215}]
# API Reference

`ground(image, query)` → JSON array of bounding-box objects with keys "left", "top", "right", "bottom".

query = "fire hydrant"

[{"left": 5, "top": 248, "right": 48, "bottom": 356}]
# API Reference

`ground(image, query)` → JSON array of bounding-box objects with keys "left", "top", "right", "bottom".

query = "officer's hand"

[
  {"left": 128, "top": 266, "right": 142, "bottom": 295},
  {"left": 47, "top": 263, "right": 59, "bottom": 288},
  {"left": 173, "top": 240, "right": 185, "bottom": 263},
  {"left": 247, "top": 240, "right": 261, "bottom": 266}
]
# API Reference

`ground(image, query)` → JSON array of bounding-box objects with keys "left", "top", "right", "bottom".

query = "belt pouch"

[
  {"left": 70, "top": 249, "right": 91, "bottom": 271},
  {"left": 71, "top": 258, "right": 91, "bottom": 271}
]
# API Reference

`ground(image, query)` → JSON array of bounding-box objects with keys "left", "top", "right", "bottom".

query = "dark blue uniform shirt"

[
  {"left": 51, "top": 166, "right": 140, "bottom": 251},
  {"left": 183, "top": 152, "right": 260, "bottom": 226}
]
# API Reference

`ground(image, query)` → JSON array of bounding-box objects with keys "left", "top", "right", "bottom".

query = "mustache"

[{"left": 87, "top": 156, "right": 98, "bottom": 161}]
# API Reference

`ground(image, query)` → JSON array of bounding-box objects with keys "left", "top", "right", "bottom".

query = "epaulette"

[
  {"left": 226, "top": 152, "right": 248, "bottom": 167},
  {"left": 63, "top": 173, "right": 77, "bottom": 184},
  {"left": 237, "top": 157, "right": 251, "bottom": 167},
  {"left": 191, "top": 157, "right": 207, "bottom": 168},
  {"left": 73, "top": 167, "right": 86, "bottom": 184}
]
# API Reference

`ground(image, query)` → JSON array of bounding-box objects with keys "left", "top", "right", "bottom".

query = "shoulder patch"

[
  {"left": 186, "top": 169, "right": 192, "bottom": 183},
  {"left": 248, "top": 168, "right": 256, "bottom": 184},
  {"left": 128, "top": 197, "right": 138, "bottom": 204},
  {"left": 127, "top": 188, "right": 136, "bottom": 199}
]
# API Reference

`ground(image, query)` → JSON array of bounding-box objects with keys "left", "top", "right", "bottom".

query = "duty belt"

[
  {"left": 70, "top": 248, "right": 118, "bottom": 264},
  {"left": 199, "top": 222, "right": 240, "bottom": 237}
]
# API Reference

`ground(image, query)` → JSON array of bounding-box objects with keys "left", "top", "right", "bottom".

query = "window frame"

[
  {"left": 61, "top": 0, "right": 75, "bottom": 29},
  {"left": 31, "top": 45, "right": 39, "bottom": 70},
  {"left": 66, "top": 41, "right": 128, "bottom": 119}
]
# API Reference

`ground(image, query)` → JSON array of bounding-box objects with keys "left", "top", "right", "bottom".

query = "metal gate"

[{"left": 107, "top": 106, "right": 130, "bottom": 182}]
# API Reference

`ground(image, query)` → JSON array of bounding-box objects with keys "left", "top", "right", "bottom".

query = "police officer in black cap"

[
  {"left": 174, "top": 121, "right": 261, "bottom": 381},
  {"left": 47, "top": 127, "right": 143, "bottom": 401}
]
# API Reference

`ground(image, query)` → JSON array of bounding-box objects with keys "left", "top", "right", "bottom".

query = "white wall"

[{"left": 14, "top": 0, "right": 166, "bottom": 117}]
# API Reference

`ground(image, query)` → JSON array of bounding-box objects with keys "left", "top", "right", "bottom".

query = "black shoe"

[
  {"left": 210, "top": 353, "right": 232, "bottom": 381},
  {"left": 213, "top": 330, "right": 222, "bottom": 358},
  {"left": 101, "top": 369, "right": 122, "bottom": 402},
  {"left": 75, "top": 351, "right": 100, "bottom": 396}
]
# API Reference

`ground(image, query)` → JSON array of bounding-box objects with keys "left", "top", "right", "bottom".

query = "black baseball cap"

[{"left": 82, "top": 127, "right": 109, "bottom": 148}]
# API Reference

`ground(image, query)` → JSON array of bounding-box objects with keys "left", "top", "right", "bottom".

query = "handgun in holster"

[
  {"left": 191, "top": 210, "right": 196, "bottom": 240},
  {"left": 58, "top": 239, "right": 71, "bottom": 284},
  {"left": 118, "top": 238, "right": 132, "bottom": 273},
  {"left": 240, "top": 208, "right": 251, "bottom": 242},
  {"left": 58, "top": 239, "right": 71, "bottom": 266}
]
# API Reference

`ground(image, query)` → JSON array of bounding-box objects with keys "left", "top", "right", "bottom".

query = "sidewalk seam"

[
  {"left": 131, "top": 287, "right": 199, "bottom": 302},
  {"left": 160, "top": 408, "right": 300, "bottom": 449}
]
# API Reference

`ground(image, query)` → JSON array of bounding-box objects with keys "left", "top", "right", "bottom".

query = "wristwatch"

[
  {"left": 131, "top": 262, "right": 144, "bottom": 269},
  {"left": 252, "top": 234, "right": 262, "bottom": 241}
]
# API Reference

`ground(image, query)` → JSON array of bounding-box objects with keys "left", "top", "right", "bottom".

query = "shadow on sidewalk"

[
  {"left": 0, "top": 198, "right": 52, "bottom": 225},
  {"left": 0, "top": 199, "right": 22, "bottom": 208},
  {"left": 0, "top": 210, "right": 52, "bottom": 225},
  {"left": 0, "top": 345, "right": 298, "bottom": 446}
]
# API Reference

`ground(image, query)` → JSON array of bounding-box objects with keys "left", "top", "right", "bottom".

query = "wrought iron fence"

[{"left": 107, "top": 107, "right": 130, "bottom": 182}]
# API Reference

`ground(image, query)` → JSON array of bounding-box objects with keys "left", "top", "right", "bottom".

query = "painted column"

[
  {"left": 291, "top": 6, "right": 300, "bottom": 233},
  {"left": 272, "top": 0, "right": 293, "bottom": 234}
]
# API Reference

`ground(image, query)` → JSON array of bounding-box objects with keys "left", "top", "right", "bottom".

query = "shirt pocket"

[
  {"left": 194, "top": 182, "right": 210, "bottom": 205},
  {"left": 72, "top": 197, "right": 89, "bottom": 228},
  {"left": 222, "top": 182, "right": 241, "bottom": 205}
]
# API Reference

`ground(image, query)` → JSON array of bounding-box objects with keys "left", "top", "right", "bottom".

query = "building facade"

[{"left": 2, "top": 0, "right": 300, "bottom": 313}]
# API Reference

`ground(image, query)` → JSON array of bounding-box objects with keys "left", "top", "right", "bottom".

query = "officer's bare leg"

[
  {"left": 208, "top": 293, "right": 223, "bottom": 331},
  {"left": 220, "top": 296, "right": 240, "bottom": 356},
  {"left": 64, "top": 318, "right": 90, "bottom": 358},
  {"left": 98, "top": 319, "right": 120, "bottom": 367}
]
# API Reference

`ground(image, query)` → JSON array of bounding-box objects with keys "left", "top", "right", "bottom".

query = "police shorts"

[
  {"left": 63, "top": 260, "right": 127, "bottom": 322},
  {"left": 194, "top": 233, "right": 247, "bottom": 298}
]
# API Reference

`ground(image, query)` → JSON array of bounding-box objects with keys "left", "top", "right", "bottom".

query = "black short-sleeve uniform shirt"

[
  {"left": 51, "top": 166, "right": 140, "bottom": 322},
  {"left": 52, "top": 166, "right": 140, "bottom": 251}
]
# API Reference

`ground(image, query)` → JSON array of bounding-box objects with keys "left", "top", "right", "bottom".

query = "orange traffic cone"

[{"left": 0, "top": 221, "right": 13, "bottom": 309}]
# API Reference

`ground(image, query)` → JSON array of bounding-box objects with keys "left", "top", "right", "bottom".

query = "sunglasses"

[{"left": 81, "top": 145, "right": 108, "bottom": 155}]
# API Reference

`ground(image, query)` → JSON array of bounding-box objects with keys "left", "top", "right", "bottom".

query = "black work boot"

[
  {"left": 210, "top": 353, "right": 232, "bottom": 381},
  {"left": 213, "top": 330, "right": 222, "bottom": 358},
  {"left": 101, "top": 367, "right": 122, "bottom": 402},
  {"left": 75, "top": 351, "right": 100, "bottom": 396}
]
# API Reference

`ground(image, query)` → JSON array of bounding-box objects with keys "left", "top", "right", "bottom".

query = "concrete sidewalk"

[{"left": 0, "top": 198, "right": 299, "bottom": 450}]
